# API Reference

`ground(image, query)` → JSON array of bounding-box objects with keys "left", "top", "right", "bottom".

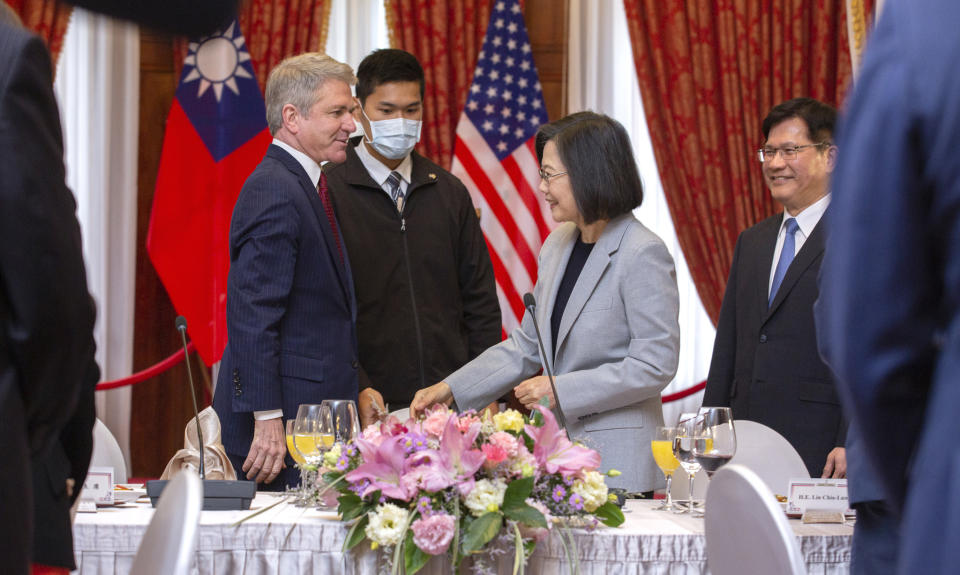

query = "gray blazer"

[{"left": 446, "top": 214, "right": 680, "bottom": 492}]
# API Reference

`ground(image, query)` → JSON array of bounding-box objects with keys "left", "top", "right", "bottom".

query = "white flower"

[
  {"left": 572, "top": 470, "right": 609, "bottom": 513},
  {"left": 365, "top": 503, "right": 409, "bottom": 547},
  {"left": 464, "top": 478, "right": 507, "bottom": 517}
]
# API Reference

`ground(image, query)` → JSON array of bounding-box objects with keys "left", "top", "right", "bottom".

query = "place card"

[
  {"left": 82, "top": 466, "right": 114, "bottom": 506},
  {"left": 786, "top": 477, "right": 852, "bottom": 517}
]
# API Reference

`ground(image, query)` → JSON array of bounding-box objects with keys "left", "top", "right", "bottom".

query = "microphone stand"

[
  {"left": 146, "top": 316, "right": 256, "bottom": 510},
  {"left": 523, "top": 293, "right": 570, "bottom": 439}
]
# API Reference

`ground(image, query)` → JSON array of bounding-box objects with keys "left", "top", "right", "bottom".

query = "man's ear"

[
  {"left": 825, "top": 144, "right": 839, "bottom": 173},
  {"left": 281, "top": 103, "right": 300, "bottom": 134}
]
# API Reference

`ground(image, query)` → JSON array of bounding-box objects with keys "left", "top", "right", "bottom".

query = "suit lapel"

[
  {"left": 553, "top": 215, "right": 631, "bottom": 358},
  {"left": 268, "top": 145, "right": 353, "bottom": 306},
  {"left": 754, "top": 213, "right": 782, "bottom": 313},
  {"left": 765, "top": 214, "right": 827, "bottom": 318},
  {"left": 538, "top": 225, "right": 578, "bottom": 358}
]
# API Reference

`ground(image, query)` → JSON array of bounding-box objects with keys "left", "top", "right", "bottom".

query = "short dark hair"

[
  {"left": 355, "top": 49, "right": 425, "bottom": 105},
  {"left": 762, "top": 97, "right": 837, "bottom": 143},
  {"left": 535, "top": 111, "right": 643, "bottom": 224}
]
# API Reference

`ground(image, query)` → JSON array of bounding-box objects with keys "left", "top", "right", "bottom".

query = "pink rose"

[
  {"left": 422, "top": 408, "right": 451, "bottom": 438},
  {"left": 411, "top": 513, "right": 456, "bottom": 555},
  {"left": 488, "top": 431, "right": 519, "bottom": 457},
  {"left": 481, "top": 443, "right": 509, "bottom": 468}
]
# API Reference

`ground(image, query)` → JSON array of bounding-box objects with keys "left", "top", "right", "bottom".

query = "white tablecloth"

[{"left": 73, "top": 494, "right": 851, "bottom": 574}]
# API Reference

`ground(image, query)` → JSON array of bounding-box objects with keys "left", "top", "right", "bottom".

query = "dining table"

[{"left": 72, "top": 493, "right": 851, "bottom": 574}]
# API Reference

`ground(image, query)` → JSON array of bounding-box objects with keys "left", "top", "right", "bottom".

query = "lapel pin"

[{"left": 429, "top": 173, "right": 437, "bottom": 180}]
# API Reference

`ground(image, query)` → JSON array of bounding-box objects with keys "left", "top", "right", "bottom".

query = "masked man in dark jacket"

[{"left": 325, "top": 49, "right": 501, "bottom": 425}]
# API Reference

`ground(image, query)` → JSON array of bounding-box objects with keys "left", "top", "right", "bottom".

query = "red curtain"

[
  {"left": 174, "top": 0, "right": 333, "bottom": 94},
  {"left": 384, "top": 0, "right": 492, "bottom": 168},
  {"left": 624, "top": 0, "right": 858, "bottom": 324},
  {"left": 7, "top": 0, "right": 73, "bottom": 68}
]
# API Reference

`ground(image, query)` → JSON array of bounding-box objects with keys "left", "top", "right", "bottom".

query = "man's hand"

[
  {"left": 514, "top": 375, "right": 555, "bottom": 410},
  {"left": 242, "top": 417, "right": 286, "bottom": 484},
  {"left": 411, "top": 382, "right": 454, "bottom": 418},
  {"left": 359, "top": 387, "right": 386, "bottom": 428},
  {"left": 821, "top": 447, "right": 847, "bottom": 478}
]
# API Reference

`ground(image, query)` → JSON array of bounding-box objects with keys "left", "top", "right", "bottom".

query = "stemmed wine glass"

[
  {"left": 290, "top": 404, "right": 333, "bottom": 506},
  {"left": 651, "top": 426, "right": 680, "bottom": 511},
  {"left": 693, "top": 407, "right": 737, "bottom": 480},
  {"left": 673, "top": 412, "right": 703, "bottom": 514},
  {"left": 321, "top": 399, "right": 360, "bottom": 445}
]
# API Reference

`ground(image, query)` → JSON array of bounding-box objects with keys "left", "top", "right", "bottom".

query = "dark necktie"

[
  {"left": 317, "top": 172, "right": 344, "bottom": 265},
  {"left": 386, "top": 171, "right": 404, "bottom": 212},
  {"left": 769, "top": 218, "right": 799, "bottom": 307}
]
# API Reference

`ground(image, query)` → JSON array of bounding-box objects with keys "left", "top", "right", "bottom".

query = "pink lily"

[
  {"left": 345, "top": 435, "right": 412, "bottom": 500},
  {"left": 404, "top": 415, "right": 485, "bottom": 495},
  {"left": 524, "top": 405, "right": 601, "bottom": 477}
]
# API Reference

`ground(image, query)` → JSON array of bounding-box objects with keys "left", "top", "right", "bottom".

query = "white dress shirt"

[
  {"left": 356, "top": 139, "right": 413, "bottom": 204},
  {"left": 768, "top": 193, "right": 831, "bottom": 298}
]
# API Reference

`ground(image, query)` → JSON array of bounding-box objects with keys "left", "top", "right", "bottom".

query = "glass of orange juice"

[
  {"left": 285, "top": 419, "right": 308, "bottom": 466},
  {"left": 651, "top": 426, "right": 680, "bottom": 511}
]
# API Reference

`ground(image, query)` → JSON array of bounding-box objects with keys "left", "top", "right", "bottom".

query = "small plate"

[{"left": 112, "top": 483, "right": 146, "bottom": 503}]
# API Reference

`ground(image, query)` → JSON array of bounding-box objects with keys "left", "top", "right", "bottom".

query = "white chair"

[
  {"left": 705, "top": 464, "right": 806, "bottom": 575},
  {"left": 727, "top": 419, "right": 809, "bottom": 497},
  {"left": 90, "top": 418, "right": 127, "bottom": 483},
  {"left": 130, "top": 469, "right": 203, "bottom": 575}
]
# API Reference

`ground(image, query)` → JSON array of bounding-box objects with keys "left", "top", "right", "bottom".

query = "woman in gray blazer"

[{"left": 412, "top": 111, "right": 680, "bottom": 493}]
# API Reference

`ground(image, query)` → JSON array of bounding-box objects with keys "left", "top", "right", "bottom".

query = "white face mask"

[{"left": 360, "top": 106, "right": 422, "bottom": 160}]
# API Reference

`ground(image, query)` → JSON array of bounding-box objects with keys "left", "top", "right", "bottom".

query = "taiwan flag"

[{"left": 147, "top": 20, "right": 272, "bottom": 365}]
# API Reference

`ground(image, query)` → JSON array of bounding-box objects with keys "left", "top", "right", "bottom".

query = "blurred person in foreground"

[
  {"left": 324, "top": 49, "right": 501, "bottom": 426},
  {"left": 703, "top": 98, "right": 847, "bottom": 479},
  {"left": 214, "top": 53, "right": 360, "bottom": 489},
  {"left": 818, "top": 0, "right": 960, "bottom": 572},
  {"left": 412, "top": 111, "right": 680, "bottom": 494},
  {"left": 0, "top": 6, "right": 98, "bottom": 575}
]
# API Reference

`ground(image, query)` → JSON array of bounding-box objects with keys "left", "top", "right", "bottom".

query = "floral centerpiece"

[{"left": 320, "top": 404, "right": 625, "bottom": 574}]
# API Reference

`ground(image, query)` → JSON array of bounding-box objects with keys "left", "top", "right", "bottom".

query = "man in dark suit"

[
  {"left": 0, "top": 12, "right": 98, "bottom": 575},
  {"left": 704, "top": 98, "right": 846, "bottom": 478},
  {"left": 213, "top": 53, "right": 360, "bottom": 489},
  {"left": 820, "top": 0, "right": 960, "bottom": 572}
]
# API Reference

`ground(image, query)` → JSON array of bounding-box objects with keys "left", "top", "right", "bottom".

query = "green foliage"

[
  {"left": 594, "top": 501, "right": 625, "bottom": 527},
  {"left": 403, "top": 528, "right": 432, "bottom": 574},
  {"left": 461, "top": 512, "right": 503, "bottom": 554},
  {"left": 343, "top": 515, "right": 369, "bottom": 551}
]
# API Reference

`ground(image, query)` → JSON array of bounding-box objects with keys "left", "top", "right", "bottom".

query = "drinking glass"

[
  {"left": 693, "top": 407, "right": 737, "bottom": 479},
  {"left": 673, "top": 412, "right": 703, "bottom": 514},
  {"left": 285, "top": 419, "right": 307, "bottom": 467},
  {"left": 651, "top": 426, "right": 680, "bottom": 510},
  {"left": 321, "top": 399, "right": 360, "bottom": 445},
  {"left": 292, "top": 404, "right": 326, "bottom": 466}
]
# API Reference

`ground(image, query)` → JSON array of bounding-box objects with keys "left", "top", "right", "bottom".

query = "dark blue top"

[{"left": 551, "top": 235, "right": 594, "bottom": 358}]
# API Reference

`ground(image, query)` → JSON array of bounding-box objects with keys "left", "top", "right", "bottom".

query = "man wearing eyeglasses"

[{"left": 704, "top": 97, "right": 847, "bottom": 480}]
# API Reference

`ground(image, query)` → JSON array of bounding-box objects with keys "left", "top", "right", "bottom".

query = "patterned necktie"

[
  {"left": 386, "top": 171, "right": 404, "bottom": 212},
  {"left": 769, "top": 217, "right": 799, "bottom": 307},
  {"left": 317, "top": 172, "right": 344, "bottom": 265}
]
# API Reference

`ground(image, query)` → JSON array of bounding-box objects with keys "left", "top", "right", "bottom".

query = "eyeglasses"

[
  {"left": 538, "top": 168, "right": 568, "bottom": 182},
  {"left": 757, "top": 142, "right": 831, "bottom": 163}
]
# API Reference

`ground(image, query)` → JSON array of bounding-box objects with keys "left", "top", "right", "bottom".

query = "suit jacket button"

[
  {"left": 759, "top": 334, "right": 768, "bottom": 343},
  {"left": 351, "top": 360, "right": 359, "bottom": 369}
]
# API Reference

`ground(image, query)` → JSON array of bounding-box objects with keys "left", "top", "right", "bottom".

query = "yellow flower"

[
  {"left": 493, "top": 409, "right": 525, "bottom": 433},
  {"left": 607, "top": 469, "right": 621, "bottom": 477}
]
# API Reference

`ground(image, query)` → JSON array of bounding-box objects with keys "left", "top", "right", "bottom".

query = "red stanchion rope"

[
  {"left": 661, "top": 380, "right": 706, "bottom": 403},
  {"left": 95, "top": 341, "right": 195, "bottom": 391}
]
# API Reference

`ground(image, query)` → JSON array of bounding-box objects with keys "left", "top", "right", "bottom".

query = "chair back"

[
  {"left": 705, "top": 464, "right": 806, "bottom": 575},
  {"left": 90, "top": 418, "right": 127, "bottom": 483},
  {"left": 130, "top": 469, "right": 203, "bottom": 575},
  {"left": 728, "top": 419, "right": 809, "bottom": 497}
]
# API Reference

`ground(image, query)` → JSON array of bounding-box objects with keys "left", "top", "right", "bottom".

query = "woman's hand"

[
  {"left": 514, "top": 375, "right": 555, "bottom": 410},
  {"left": 411, "top": 382, "right": 454, "bottom": 418}
]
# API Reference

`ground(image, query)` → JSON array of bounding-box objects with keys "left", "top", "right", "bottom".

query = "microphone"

[
  {"left": 176, "top": 316, "right": 205, "bottom": 479},
  {"left": 146, "top": 316, "right": 256, "bottom": 510},
  {"left": 522, "top": 293, "right": 569, "bottom": 436}
]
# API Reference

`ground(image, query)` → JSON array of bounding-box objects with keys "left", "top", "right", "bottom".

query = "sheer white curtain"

[
  {"left": 567, "top": 0, "right": 716, "bottom": 426},
  {"left": 325, "top": 0, "right": 390, "bottom": 71},
  {"left": 54, "top": 9, "right": 139, "bottom": 473}
]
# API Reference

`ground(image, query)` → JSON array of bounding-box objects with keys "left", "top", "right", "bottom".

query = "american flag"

[{"left": 451, "top": 0, "right": 554, "bottom": 335}]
